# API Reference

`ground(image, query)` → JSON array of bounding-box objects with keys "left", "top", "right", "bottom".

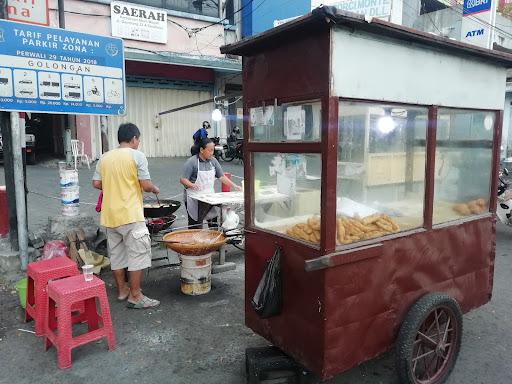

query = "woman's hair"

[
  {"left": 199, "top": 138, "right": 213, "bottom": 150},
  {"left": 118, "top": 123, "right": 140, "bottom": 143}
]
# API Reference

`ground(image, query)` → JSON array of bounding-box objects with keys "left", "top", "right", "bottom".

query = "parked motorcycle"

[
  {"left": 211, "top": 136, "right": 224, "bottom": 161},
  {"left": 497, "top": 168, "right": 512, "bottom": 225},
  {"left": 221, "top": 135, "right": 243, "bottom": 162}
]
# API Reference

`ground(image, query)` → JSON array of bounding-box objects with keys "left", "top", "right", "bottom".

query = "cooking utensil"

[
  {"left": 146, "top": 215, "right": 176, "bottom": 234},
  {"left": 161, "top": 229, "right": 226, "bottom": 256},
  {"left": 143, "top": 199, "right": 181, "bottom": 218}
]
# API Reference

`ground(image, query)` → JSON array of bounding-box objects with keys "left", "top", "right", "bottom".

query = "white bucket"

[
  {"left": 180, "top": 253, "right": 212, "bottom": 295},
  {"left": 61, "top": 186, "right": 79, "bottom": 206},
  {"left": 59, "top": 169, "right": 78, "bottom": 188},
  {"left": 62, "top": 205, "right": 80, "bottom": 217}
]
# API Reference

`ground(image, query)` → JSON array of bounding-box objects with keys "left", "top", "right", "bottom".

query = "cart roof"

[{"left": 221, "top": 6, "right": 512, "bottom": 67}]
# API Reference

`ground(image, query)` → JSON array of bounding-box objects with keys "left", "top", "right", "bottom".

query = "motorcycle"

[
  {"left": 221, "top": 135, "right": 243, "bottom": 162},
  {"left": 497, "top": 168, "right": 512, "bottom": 225},
  {"left": 211, "top": 137, "right": 224, "bottom": 161}
]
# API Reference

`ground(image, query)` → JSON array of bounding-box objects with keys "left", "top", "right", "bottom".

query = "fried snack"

[
  {"left": 476, "top": 198, "right": 487, "bottom": 207},
  {"left": 375, "top": 219, "right": 393, "bottom": 232},
  {"left": 468, "top": 202, "right": 481, "bottom": 214},
  {"left": 362, "top": 214, "right": 382, "bottom": 225},
  {"left": 453, "top": 203, "right": 471, "bottom": 216},
  {"left": 351, "top": 219, "right": 372, "bottom": 233},
  {"left": 336, "top": 218, "right": 345, "bottom": 243},
  {"left": 286, "top": 213, "right": 400, "bottom": 245},
  {"left": 345, "top": 220, "right": 364, "bottom": 236},
  {"left": 307, "top": 216, "right": 321, "bottom": 231},
  {"left": 365, "top": 224, "right": 380, "bottom": 232},
  {"left": 380, "top": 215, "right": 400, "bottom": 232}
]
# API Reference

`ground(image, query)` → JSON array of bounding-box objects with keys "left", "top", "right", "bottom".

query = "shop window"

[
  {"left": 337, "top": 101, "right": 428, "bottom": 246},
  {"left": 432, "top": 109, "right": 494, "bottom": 224},
  {"left": 251, "top": 153, "right": 322, "bottom": 245},
  {"left": 127, "top": 0, "right": 220, "bottom": 18},
  {"left": 249, "top": 100, "right": 321, "bottom": 142}
]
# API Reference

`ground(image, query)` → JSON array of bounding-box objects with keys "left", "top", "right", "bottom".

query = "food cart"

[{"left": 220, "top": 6, "right": 512, "bottom": 383}]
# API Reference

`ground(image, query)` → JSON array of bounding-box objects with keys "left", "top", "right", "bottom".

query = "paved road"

[
  {"left": 0, "top": 157, "right": 246, "bottom": 232},
  {"left": 0, "top": 159, "right": 511, "bottom": 383}
]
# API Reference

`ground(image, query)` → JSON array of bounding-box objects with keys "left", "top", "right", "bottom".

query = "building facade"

[{"left": 36, "top": 0, "right": 242, "bottom": 160}]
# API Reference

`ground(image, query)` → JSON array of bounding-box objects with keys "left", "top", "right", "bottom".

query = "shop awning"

[{"left": 124, "top": 48, "right": 242, "bottom": 73}]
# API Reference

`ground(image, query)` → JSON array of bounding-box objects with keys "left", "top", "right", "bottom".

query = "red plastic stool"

[
  {"left": 25, "top": 257, "right": 81, "bottom": 336},
  {"left": 44, "top": 275, "right": 116, "bottom": 369}
]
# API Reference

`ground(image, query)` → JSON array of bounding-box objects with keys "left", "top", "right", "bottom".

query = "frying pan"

[{"left": 143, "top": 199, "right": 181, "bottom": 218}]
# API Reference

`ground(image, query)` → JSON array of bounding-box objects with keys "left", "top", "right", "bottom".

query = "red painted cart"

[{"left": 221, "top": 7, "right": 512, "bottom": 384}]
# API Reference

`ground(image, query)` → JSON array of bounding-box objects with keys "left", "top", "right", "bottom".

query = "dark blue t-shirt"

[{"left": 193, "top": 128, "right": 208, "bottom": 142}]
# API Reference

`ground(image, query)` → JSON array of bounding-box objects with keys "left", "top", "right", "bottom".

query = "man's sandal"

[{"left": 126, "top": 295, "right": 160, "bottom": 309}]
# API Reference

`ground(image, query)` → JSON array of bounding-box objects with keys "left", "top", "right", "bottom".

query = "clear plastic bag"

[
  {"left": 251, "top": 246, "right": 282, "bottom": 319},
  {"left": 42, "top": 240, "right": 69, "bottom": 260}
]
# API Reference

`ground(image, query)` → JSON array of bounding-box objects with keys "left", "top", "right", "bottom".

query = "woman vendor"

[{"left": 180, "top": 138, "right": 242, "bottom": 228}]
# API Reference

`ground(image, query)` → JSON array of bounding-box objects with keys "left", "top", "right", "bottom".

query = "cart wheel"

[{"left": 395, "top": 292, "right": 463, "bottom": 384}]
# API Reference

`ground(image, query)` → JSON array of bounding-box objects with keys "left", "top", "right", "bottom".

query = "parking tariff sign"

[{"left": 0, "top": 19, "right": 125, "bottom": 115}]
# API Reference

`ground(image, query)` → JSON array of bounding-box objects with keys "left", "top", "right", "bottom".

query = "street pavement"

[
  {"left": 0, "top": 157, "right": 246, "bottom": 232},
  {"left": 0, "top": 159, "right": 511, "bottom": 384}
]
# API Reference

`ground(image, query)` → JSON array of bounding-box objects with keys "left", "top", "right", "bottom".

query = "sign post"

[
  {"left": 0, "top": 19, "right": 126, "bottom": 116},
  {"left": 461, "top": 0, "right": 497, "bottom": 48}
]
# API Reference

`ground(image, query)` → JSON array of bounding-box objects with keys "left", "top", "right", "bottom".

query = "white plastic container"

[
  {"left": 62, "top": 205, "right": 80, "bottom": 217},
  {"left": 61, "top": 185, "right": 79, "bottom": 217},
  {"left": 180, "top": 253, "right": 212, "bottom": 295},
  {"left": 61, "top": 186, "right": 79, "bottom": 205},
  {"left": 59, "top": 169, "right": 78, "bottom": 188}
]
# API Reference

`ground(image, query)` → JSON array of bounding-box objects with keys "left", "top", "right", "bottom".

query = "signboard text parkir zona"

[{"left": 0, "top": 19, "right": 126, "bottom": 116}]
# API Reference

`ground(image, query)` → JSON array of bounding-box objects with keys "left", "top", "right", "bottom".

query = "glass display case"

[
  {"left": 433, "top": 109, "right": 494, "bottom": 224},
  {"left": 252, "top": 153, "right": 322, "bottom": 245},
  {"left": 336, "top": 102, "right": 428, "bottom": 246},
  {"left": 250, "top": 100, "right": 321, "bottom": 142}
]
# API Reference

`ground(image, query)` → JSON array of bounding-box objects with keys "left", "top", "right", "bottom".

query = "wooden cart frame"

[{"left": 222, "top": 7, "right": 512, "bottom": 382}]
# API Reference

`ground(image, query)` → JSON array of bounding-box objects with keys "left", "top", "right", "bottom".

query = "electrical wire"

[
  {"left": 401, "top": 0, "right": 512, "bottom": 42},
  {"left": 190, "top": 0, "right": 255, "bottom": 34}
]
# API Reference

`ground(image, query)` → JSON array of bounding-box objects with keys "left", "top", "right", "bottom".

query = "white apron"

[{"left": 186, "top": 158, "right": 219, "bottom": 222}]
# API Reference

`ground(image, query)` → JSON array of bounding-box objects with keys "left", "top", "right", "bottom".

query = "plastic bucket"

[
  {"left": 16, "top": 278, "right": 27, "bottom": 309},
  {"left": 62, "top": 205, "right": 80, "bottom": 217},
  {"left": 61, "top": 186, "right": 79, "bottom": 205},
  {"left": 180, "top": 253, "right": 212, "bottom": 295},
  {"left": 59, "top": 169, "right": 78, "bottom": 188}
]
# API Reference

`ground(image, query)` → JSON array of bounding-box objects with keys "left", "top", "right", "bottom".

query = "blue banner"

[
  {"left": 0, "top": 19, "right": 125, "bottom": 115},
  {"left": 463, "top": 0, "right": 492, "bottom": 16}
]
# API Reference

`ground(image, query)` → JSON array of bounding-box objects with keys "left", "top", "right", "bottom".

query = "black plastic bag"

[{"left": 251, "top": 246, "right": 282, "bottom": 318}]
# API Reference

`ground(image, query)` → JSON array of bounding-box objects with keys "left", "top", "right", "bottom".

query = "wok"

[{"left": 143, "top": 199, "right": 181, "bottom": 218}]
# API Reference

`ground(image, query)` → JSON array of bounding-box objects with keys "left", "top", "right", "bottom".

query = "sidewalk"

[{"left": 0, "top": 250, "right": 270, "bottom": 384}]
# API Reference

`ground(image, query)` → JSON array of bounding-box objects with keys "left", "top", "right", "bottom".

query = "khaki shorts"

[{"left": 106, "top": 221, "right": 151, "bottom": 271}]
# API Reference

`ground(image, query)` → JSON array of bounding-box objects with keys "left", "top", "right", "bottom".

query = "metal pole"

[
  {"left": 58, "top": 0, "right": 65, "bottom": 28},
  {"left": 0, "top": 114, "right": 18, "bottom": 251},
  {"left": 11, "top": 114, "right": 28, "bottom": 269},
  {"left": 58, "top": 0, "right": 73, "bottom": 165},
  {"left": 0, "top": 0, "right": 19, "bottom": 252}
]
